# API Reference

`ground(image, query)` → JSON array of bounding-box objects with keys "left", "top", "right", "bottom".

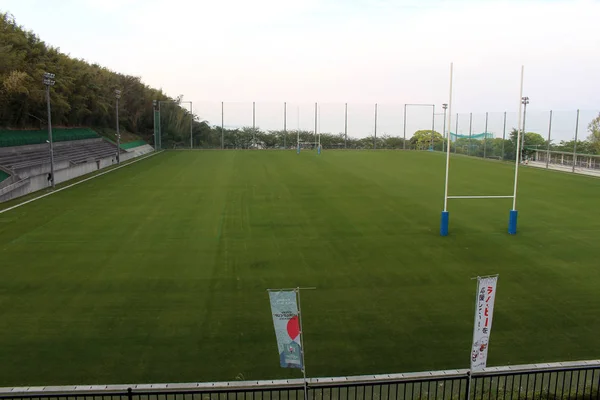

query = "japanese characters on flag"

[
  {"left": 470, "top": 276, "right": 498, "bottom": 372},
  {"left": 268, "top": 290, "right": 303, "bottom": 369}
]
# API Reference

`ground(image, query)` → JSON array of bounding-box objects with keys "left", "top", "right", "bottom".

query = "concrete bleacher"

[
  {"left": 0, "top": 137, "right": 140, "bottom": 203},
  {"left": 0, "top": 138, "right": 124, "bottom": 171}
]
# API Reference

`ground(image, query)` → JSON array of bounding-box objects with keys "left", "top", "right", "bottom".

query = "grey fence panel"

[{"left": 2, "top": 361, "right": 599, "bottom": 400}]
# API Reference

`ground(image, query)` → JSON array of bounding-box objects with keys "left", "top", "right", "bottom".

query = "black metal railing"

[{"left": 1, "top": 361, "right": 598, "bottom": 400}]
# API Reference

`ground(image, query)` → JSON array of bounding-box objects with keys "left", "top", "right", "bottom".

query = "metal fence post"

[
  {"left": 501, "top": 111, "right": 507, "bottom": 160},
  {"left": 572, "top": 109, "right": 580, "bottom": 172},
  {"left": 127, "top": 387, "right": 133, "bottom": 400},
  {"left": 221, "top": 101, "right": 224, "bottom": 149},
  {"left": 483, "top": 112, "right": 488, "bottom": 159},
  {"left": 468, "top": 112, "right": 473, "bottom": 156},
  {"left": 344, "top": 103, "right": 348, "bottom": 149},
  {"left": 314, "top": 102, "right": 318, "bottom": 148},
  {"left": 431, "top": 104, "right": 435, "bottom": 150},
  {"left": 189, "top": 101, "right": 193, "bottom": 150},
  {"left": 546, "top": 110, "right": 553, "bottom": 169},
  {"left": 284, "top": 102, "right": 287, "bottom": 149},
  {"left": 374, "top": 103, "right": 378, "bottom": 150},
  {"left": 403, "top": 104, "right": 407, "bottom": 150},
  {"left": 455, "top": 113, "right": 458, "bottom": 153}
]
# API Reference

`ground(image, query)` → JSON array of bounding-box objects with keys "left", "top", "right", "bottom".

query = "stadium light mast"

[
  {"left": 442, "top": 104, "right": 448, "bottom": 152},
  {"left": 521, "top": 96, "right": 529, "bottom": 162},
  {"left": 43, "top": 72, "right": 56, "bottom": 189},
  {"left": 115, "top": 90, "right": 121, "bottom": 164}
]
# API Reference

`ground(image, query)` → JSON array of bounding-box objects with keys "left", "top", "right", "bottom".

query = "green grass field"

[{"left": 1, "top": 150, "right": 599, "bottom": 387}]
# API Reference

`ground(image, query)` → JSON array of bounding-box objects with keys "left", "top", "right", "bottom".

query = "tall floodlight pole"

[
  {"left": 403, "top": 104, "right": 407, "bottom": 149},
  {"left": 253, "top": 101, "right": 256, "bottom": 148},
  {"left": 297, "top": 106, "right": 300, "bottom": 154},
  {"left": 521, "top": 96, "right": 529, "bottom": 162},
  {"left": 115, "top": 90, "right": 121, "bottom": 164},
  {"left": 442, "top": 104, "right": 448, "bottom": 153},
  {"left": 509, "top": 66, "right": 525, "bottom": 235},
  {"left": 43, "top": 72, "right": 56, "bottom": 189}
]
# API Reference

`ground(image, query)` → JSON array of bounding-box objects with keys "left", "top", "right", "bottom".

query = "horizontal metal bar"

[
  {"left": 447, "top": 195, "right": 514, "bottom": 199},
  {"left": 2, "top": 360, "right": 599, "bottom": 397}
]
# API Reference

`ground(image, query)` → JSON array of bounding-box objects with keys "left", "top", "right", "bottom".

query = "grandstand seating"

[{"left": 0, "top": 138, "right": 124, "bottom": 171}]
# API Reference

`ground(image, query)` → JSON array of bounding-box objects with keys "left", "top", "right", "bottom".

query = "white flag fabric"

[
  {"left": 268, "top": 290, "right": 303, "bottom": 369},
  {"left": 470, "top": 276, "right": 498, "bottom": 372}
]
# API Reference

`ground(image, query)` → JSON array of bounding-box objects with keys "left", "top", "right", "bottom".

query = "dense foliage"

[{"left": 0, "top": 12, "right": 184, "bottom": 139}]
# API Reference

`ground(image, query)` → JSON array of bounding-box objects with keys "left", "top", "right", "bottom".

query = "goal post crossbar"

[{"left": 447, "top": 195, "right": 514, "bottom": 199}]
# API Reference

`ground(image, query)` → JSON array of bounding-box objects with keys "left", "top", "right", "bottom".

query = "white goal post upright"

[
  {"left": 440, "top": 62, "right": 453, "bottom": 236},
  {"left": 509, "top": 66, "right": 525, "bottom": 235},
  {"left": 440, "top": 65, "right": 525, "bottom": 236}
]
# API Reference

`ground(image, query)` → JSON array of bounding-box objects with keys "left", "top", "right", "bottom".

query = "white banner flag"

[
  {"left": 470, "top": 276, "right": 498, "bottom": 372},
  {"left": 268, "top": 290, "right": 303, "bottom": 369}
]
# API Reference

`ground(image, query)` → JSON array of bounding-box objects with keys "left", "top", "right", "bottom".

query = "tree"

[
  {"left": 410, "top": 130, "right": 443, "bottom": 150},
  {"left": 0, "top": 12, "right": 184, "bottom": 145},
  {"left": 587, "top": 113, "right": 600, "bottom": 154}
]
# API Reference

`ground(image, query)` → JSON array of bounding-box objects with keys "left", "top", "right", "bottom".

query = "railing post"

[
  {"left": 465, "top": 371, "right": 471, "bottom": 400},
  {"left": 127, "top": 387, "right": 133, "bottom": 400}
]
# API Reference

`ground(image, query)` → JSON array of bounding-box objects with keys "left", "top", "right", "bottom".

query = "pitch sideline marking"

[{"left": 0, "top": 150, "right": 163, "bottom": 215}]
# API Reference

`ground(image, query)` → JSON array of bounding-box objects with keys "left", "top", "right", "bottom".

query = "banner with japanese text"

[
  {"left": 269, "top": 290, "right": 303, "bottom": 369},
  {"left": 471, "top": 276, "right": 498, "bottom": 372}
]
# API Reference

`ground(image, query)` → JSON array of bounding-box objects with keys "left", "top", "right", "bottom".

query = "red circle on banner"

[{"left": 287, "top": 316, "right": 300, "bottom": 340}]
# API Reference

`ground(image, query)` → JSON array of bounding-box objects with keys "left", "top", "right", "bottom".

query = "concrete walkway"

[{"left": 527, "top": 161, "right": 600, "bottom": 177}]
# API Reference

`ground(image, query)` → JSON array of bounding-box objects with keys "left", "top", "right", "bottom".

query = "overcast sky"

[{"left": 2, "top": 0, "right": 599, "bottom": 139}]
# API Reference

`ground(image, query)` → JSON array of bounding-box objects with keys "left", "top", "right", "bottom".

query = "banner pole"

[
  {"left": 296, "top": 287, "right": 309, "bottom": 400},
  {"left": 467, "top": 276, "right": 480, "bottom": 400}
]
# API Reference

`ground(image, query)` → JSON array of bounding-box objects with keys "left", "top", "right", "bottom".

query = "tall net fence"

[{"left": 156, "top": 103, "right": 599, "bottom": 165}]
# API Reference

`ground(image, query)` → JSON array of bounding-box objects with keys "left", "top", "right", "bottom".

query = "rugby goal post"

[{"left": 440, "top": 64, "right": 525, "bottom": 236}]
